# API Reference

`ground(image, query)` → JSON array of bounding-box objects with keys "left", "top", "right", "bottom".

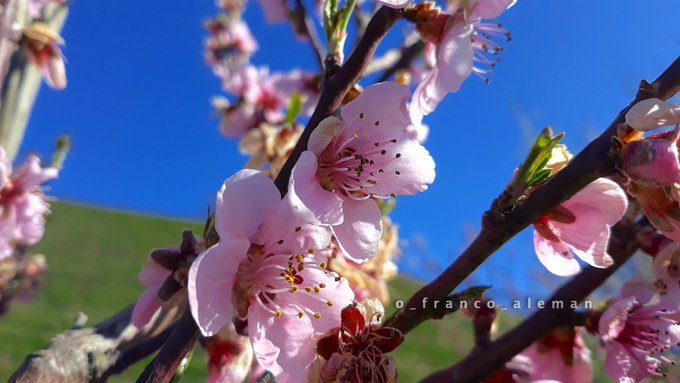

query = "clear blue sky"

[{"left": 19, "top": 1, "right": 680, "bottom": 299}]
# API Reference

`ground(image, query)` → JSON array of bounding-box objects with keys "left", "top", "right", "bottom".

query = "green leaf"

[
  {"left": 284, "top": 93, "right": 302, "bottom": 125},
  {"left": 379, "top": 199, "right": 396, "bottom": 216},
  {"left": 51, "top": 134, "right": 71, "bottom": 169},
  {"left": 456, "top": 285, "right": 492, "bottom": 301},
  {"left": 527, "top": 168, "right": 552, "bottom": 187}
]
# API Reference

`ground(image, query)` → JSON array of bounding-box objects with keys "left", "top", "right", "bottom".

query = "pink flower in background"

[
  {"left": 290, "top": 82, "right": 435, "bottom": 261},
  {"left": 0, "top": 148, "right": 58, "bottom": 259},
  {"left": 28, "top": 0, "right": 66, "bottom": 19},
  {"left": 256, "top": 0, "right": 289, "bottom": 24},
  {"left": 532, "top": 178, "right": 628, "bottom": 276},
  {"left": 625, "top": 98, "right": 680, "bottom": 131},
  {"left": 188, "top": 170, "right": 354, "bottom": 382},
  {"left": 412, "top": 0, "right": 514, "bottom": 115},
  {"left": 205, "top": 17, "right": 258, "bottom": 80},
  {"left": 378, "top": 0, "right": 413, "bottom": 9},
  {"left": 598, "top": 281, "right": 680, "bottom": 382},
  {"left": 517, "top": 328, "right": 593, "bottom": 382},
  {"left": 628, "top": 182, "right": 680, "bottom": 245},
  {"left": 22, "top": 22, "right": 66, "bottom": 89},
  {"left": 132, "top": 230, "right": 202, "bottom": 328},
  {"left": 653, "top": 241, "right": 680, "bottom": 304}
]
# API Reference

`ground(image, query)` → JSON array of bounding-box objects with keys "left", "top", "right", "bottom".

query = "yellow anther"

[
  {"left": 307, "top": 249, "right": 315, "bottom": 254},
  {"left": 319, "top": 283, "right": 326, "bottom": 288},
  {"left": 314, "top": 287, "right": 321, "bottom": 294},
  {"left": 298, "top": 312, "right": 304, "bottom": 318},
  {"left": 326, "top": 301, "right": 334, "bottom": 307},
  {"left": 314, "top": 313, "right": 321, "bottom": 319},
  {"left": 275, "top": 310, "right": 282, "bottom": 318},
  {"left": 290, "top": 286, "right": 298, "bottom": 293},
  {"left": 353, "top": 133, "right": 359, "bottom": 139},
  {"left": 320, "top": 262, "right": 327, "bottom": 269},
  {"left": 305, "top": 287, "right": 312, "bottom": 292}
]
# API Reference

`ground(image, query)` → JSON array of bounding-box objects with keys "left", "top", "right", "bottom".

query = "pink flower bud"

[{"left": 622, "top": 138, "right": 680, "bottom": 187}]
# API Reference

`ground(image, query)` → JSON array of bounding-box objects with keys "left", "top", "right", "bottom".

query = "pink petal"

[
  {"left": 215, "top": 170, "right": 281, "bottom": 241},
  {"left": 138, "top": 260, "right": 172, "bottom": 287},
  {"left": 625, "top": 98, "right": 680, "bottom": 131},
  {"left": 471, "top": 0, "right": 516, "bottom": 20},
  {"left": 256, "top": 0, "right": 289, "bottom": 24},
  {"left": 376, "top": 0, "right": 413, "bottom": 9},
  {"left": 331, "top": 198, "right": 382, "bottom": 263},
  {"left": 565, "top": 178, "right": 628, "bottom": 224},
  {"left": 340, "top": 82, "right": 411, "bottom": 130},
  {"left": 256, "top": 189, "right": 333, "bottom": 252},
  {"left": 248, "top": 303, "right": 316, "bottom": 382},
  {"left": 308, "top": 117, "right": 343, "bottom": 157},
  {"left": 289, "top": 151, "right": 344, "bottom": 225},
  {"left": 131, "top": 284, "right": 164, "bottom": 328},
  {"left": 622, "top": 138, "right": 680, "bottom": 187},
  {"left": 598, "top": 296, "right": 636, "bottom": 343},
  {"left": 364, "top": 136, "right": 436, "bottom": 197},
  {"left": 414, "top": 25, "right": 474, "bottom": 115},
  {"left": 533, "top": 230, "right": 581, "bottom": 276},
  {"left": 188, "top": 239, "right": 250, "bottom": 336}
]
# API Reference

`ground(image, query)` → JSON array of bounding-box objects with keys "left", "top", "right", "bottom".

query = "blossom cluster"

[{"left": 126, "top": 0, "right": 680, "bottom": 382}]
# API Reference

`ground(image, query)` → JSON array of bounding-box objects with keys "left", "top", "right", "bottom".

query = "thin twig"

[
  {"left": 136, "top": 309, "right": 199, "bottom": 383},
  {"left": 384, "top": 56, "right": 680, "bottom": 335},
  {"left": 292, "top": 0, "right": 325, "bottom": 71},
  {"left": 377, "top": 40, "right": 424, "bottom": 82},
  {"left": 273, "top": 6, "right": 402, "bottom": 195}
]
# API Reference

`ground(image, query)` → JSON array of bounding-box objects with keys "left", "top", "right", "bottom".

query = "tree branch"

[
  {"left": 273, "top": 6, "right": 402, "bottom": 194},
  {"left": 384, "top": 55, "right": 680, "bottom": 335},
  {"left": 377, "top": 40, "right": 424, "bottom": 82},
  {"left": 292, "top": 0, "right": 325, "bottom": 71},
  {"left": 419, "top": 217, "right": 642, "bottom": 383}
]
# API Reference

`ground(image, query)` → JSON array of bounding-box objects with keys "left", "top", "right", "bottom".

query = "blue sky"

[{"left": 18, "top": 1, "right": 680, "bottom": 299}]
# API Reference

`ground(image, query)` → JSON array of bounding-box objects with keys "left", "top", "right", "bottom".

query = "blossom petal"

[
  {"left": 376, "top": 0, "right": 413, "bottom": 9},
  {"left": 332, "top": 198, "right": 382, "bottom": 262},
  {"left": 289, "top": 151, "right": 344, "bottom": 225},
  {"left": 131, "top": 284, "right": 164, "bottom": 328},
  {"left": 138, "top": 260, "right": 171, "bottom": 287},
  {"left": 625, "top": 98, "right": 680, "bottom": 131},
  {"left": 215, "top": 169, "right": 281, "bottom": 241},
  {"left": 472, "top": 0, "right": 516, "bottom": 20},
  {"left": 308, "top": 117, "right": 343, "bottom": 157},
  {"left": 533, "top": 230, "right": 581, "bottom": 276},
  {"left": 248, "top": 303, "right": 316, "bottom": 382},
  {"left": 188, "top": 239, "right": 249, "bottom": 336},
  {"left": 340, "top": 82, "right": 411, "bottom": 130}
]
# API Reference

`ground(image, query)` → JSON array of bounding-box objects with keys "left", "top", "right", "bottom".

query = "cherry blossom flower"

[
  {"left": 598, "top": 280, "right": 680, "bottom": 382},
  {"left": 625, "top": 98, "right": 680, "bottom": 132},
  {"left": 21, "top": 22, "right": 66, "bottom": 89},
  {"left": 311, "top": 299, "right": 402, "bottom": 383},
  {"left": 411, "top": 0, "right": 514, "bottom": 115},
  {"left": 289, "top": 82, "right": 435, "bottom": 261},
  {"left": 532, "top": 178, "right": 628, "bottom": 276},
  {"left": 204, "top": 323, "right": 254, "bottom": 383},
  {"left": 188, "top": 170, "right": 354, "bottom": 382},
  {"left": 516, "top": 328, "right": 593, "bottom": 382},
  {"left": 0, "top": 147, "right": 58, "bottom": 259},
  {"left": 205, "top": 16, "right": 258, "bottom": 80},
  {"left": 131, "top": 230, "right": 202, "bottom": 328}
]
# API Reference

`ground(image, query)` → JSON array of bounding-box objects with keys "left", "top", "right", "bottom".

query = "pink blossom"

[
  {"left": 256, "top": 0, "right": 289, "bottom": 24},
  {"left": 378, "top": 0, "right": 414, "bottom": 9},
  {"left": 205, "top": 17, "right": 258, "bottom": 80},
  {"left": 205, "top": 324, "right": 254, "bottom": 383},
  {"left": 412, "top": 0, "right": 514, "bottom": 115},
  {"left": 532, "top": 178, "right": 628, "bottom": 276},
  {"left": 132, "top": 230, "right": 202, "bottom": 328},
  {"left": 621, "top": 129, "right": 680, "bottom": 187},
  {"left": 22, "top": 23, "right": 66, "bottom": 89},
  {"left": 653, "top": 241, "right": 680, "bottom": 304},
  {"left": 516, "top": 328, "right": 593, "bottom": 382},
  {"left": 0, "top": 148, "right": 58, "bottom": 259},
  {"left": 625, "top": 98, "right": 680, "bottom": 132},
  {"left": 290, "top": 82, "right": 435, "bottom": 261},
  {"left": 628, "top": 182, "right": 680, "bottom": 245},
  {"left": 28, "top": 0, "right": 66, "bottom": 19},
  {"left": 188, "top": 170, "right": 354, "bottom": 382},
  {"left": 598, "top": 281, "right": 680, "bottom": 382}
]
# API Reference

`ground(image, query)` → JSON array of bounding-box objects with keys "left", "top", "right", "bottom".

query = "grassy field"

[{"left": 0, "top": 202, "right": 626, "bottom": 382}]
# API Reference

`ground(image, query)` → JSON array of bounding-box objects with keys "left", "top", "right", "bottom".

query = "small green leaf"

[
  {"left": 379, "top": 199, "right": 396, "bottom": 216},
  {"left": 51, "top": 134, "right": 70, "bottom": 169},
  {"left": 456, "top": 285, "right": 492, "bottom": 301},
  {"left": 527, "top": 168, "right": 552, "bottom": 187},
  {"left": 284, "top": 93, "right": 302, "bottom": 125}
]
